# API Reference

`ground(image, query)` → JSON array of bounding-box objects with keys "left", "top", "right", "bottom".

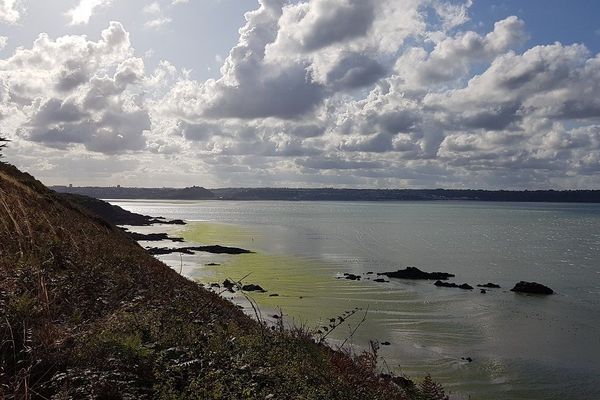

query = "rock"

[
  {"left": 373, "top": 278, "right": 387, "bottom": 283},
  {"left": 511, "top": 281, "right": 554, "bottom": 295},
  {"left": 366, "top": 272, "right": 374, "bottom": 275},
  {"left": 241, "top": 284, "right": 266, "bottom": 293},
  {"left": 380, "top": 267, "right": 454, "bottom": 281},
  {"left": 222, "top": 279, "right": 235, "bottom": 291},
  {"left": 210, "top": 283, "right": 220, "bottom": 288},
  {"left": 477, "top": 283, "right": 501, "bottom": 289},
  {"left": 126, "top": 231, "right": 185, "bottom": 242},
  {"left": 434, "top": 281, "right": 473, "bottom": 290},
  {"left": 205, "top": 263, "right": 221, "bottom": 266},
  {"left": 461, "top": 357, "right": 473, "bottom": 363},
  {"left": 480, "top": 289, "right": 487, "bottom": 294},
  {"left": 147, "top": 245, "right": 252, "bottom": 256},
  {"left": 380, "top": 341, "right": 391, "bottom": 346},
  {"left": 269, "top": 293, "right": 279, "bottom": 297},
  {"left": 343, "top": 273, "right": 361, "bottom": 281}
]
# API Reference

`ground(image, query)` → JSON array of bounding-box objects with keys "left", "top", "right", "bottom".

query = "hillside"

[{"left": 0, "top": 163, "right": 445, "bottom": 399}]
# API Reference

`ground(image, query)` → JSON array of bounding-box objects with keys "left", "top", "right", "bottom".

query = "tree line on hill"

[{"left": 52, "top": 185, "right": 600, "bottom": 203}]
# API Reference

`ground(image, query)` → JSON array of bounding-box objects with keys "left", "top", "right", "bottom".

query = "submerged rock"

[
  {"left": 380, "top": 267, "right": 454, "bottom": 281},
  {"left": 511, "top": 281, "right": 554, "bottom": 295},
  {"left": 477, "top": 283, "right": 501, "bottom": 289},
  {"left": 480, "top": 289, "right": 487, "bottom": 294},
  {"left": 343, "top": 273, "right": 361, "bottom": 281},
  {"left": 241, "top": 284, "right": 266, "bottom": 293},
  {"left": 373, "top": 278, "right": 388, "bottom": 283}
]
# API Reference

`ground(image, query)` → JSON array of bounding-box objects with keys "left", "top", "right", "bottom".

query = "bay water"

[{"left": 112, "top": 200, "right": 600, "bottom": 400}]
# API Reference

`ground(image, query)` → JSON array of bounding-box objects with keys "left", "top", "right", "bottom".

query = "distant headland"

[{"left": 52, "top": 185, "right": 600, "bottom": 203}]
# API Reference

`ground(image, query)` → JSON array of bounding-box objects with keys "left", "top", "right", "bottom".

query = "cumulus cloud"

[
  {"left": 66, "top": 0, "right": 112, "bottom": 25},
  {"left": 0, "top": 0, "right": 22, "bottom": 24},
  {"left": 3, "top": 0, "right": 600, "bottom": 189},
  {"left": 278, "top": 0, "right": 377, "bottom": 52},
  {"left": 0, "top": 22, "right": 151, "bottom": 154},
  {"left": 164, "top": 0, "right": 327, "bottom": 120},
  {"left": 143, "top": 1, "right": 172, "bottom": 29}
]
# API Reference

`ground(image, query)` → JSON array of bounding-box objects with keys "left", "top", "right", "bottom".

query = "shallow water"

[{"left": 113, "top": 200, "right": 600, "bottom": 400}]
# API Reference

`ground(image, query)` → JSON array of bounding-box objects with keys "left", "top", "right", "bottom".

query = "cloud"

[
  {"left": 164, "top": 0, "right": 327, "bottom": 120},
  {"left": 66, "top": 0, "right": 112, "bottom": 25},
  {"left": 0, "top": 22, "right": 152, "bottom": 154},
  {"left": 143, "top": 1, "right": 172, "bottom": 29},
  {"left": 4, "top": 0, "right": 600, "bottom": 189},
  {"left": 282, "top": 0, "right": 377, "bottom": 52},
  {"left": 394, "top": 16, "right": 527, "bottom": 88},
  {"left": 0, "top": 0, "right": 22, "bottom": 24}
]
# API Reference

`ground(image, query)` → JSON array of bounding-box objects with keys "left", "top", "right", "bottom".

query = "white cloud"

[
  {"left": 144, "top": 16, "right": 172, "bottom": 29},
  {"left": 66, "top": 0, "right": 112, "bottom": 25},
  {"left": 0, "top": 22, "right": 153, "bottom": 154},
  {"left": 3, "top": 0, "right": 600, "bottom": 189},
  {"left": 143, "top": 1, "right": 172, "bottom": 29},
  {"left": 0, "top": 0, "right": 22, "bottom": 24},
  {"left": 0, "top": 36, "right": 7, "bottom": 50}
]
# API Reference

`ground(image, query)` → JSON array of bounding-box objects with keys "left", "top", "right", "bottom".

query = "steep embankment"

[{"left": 0, "top": 164, "right": 443, "bottom": 399}]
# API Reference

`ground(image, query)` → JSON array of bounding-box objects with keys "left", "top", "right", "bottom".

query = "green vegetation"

[{"left": 0, "top": 163, "right": 448, "bottom": 399}]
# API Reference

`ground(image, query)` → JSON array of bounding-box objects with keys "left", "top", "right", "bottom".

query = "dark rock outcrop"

[
  {"left": 125, "top": 231, "right": 184, "bottom": 242},
  {"left": 477, "top": 283, "right": 501, "bottom": 289},
  {"left": 343, "top": 273, "right": 361, "bottom": 281},
  {"left": 434, "top": 281, "right": 473, "bottom": 290},
  {"left": 58, "top": 193, "right": 186, "bottom": 226},
  {"left": 511, "top": 281, "right": 554, "bottom": 295},
  {"left": 147, "top": 245, "right": 252, "bottom": 256},
  {"left": 379, "top": 267, "right": 454, "bottom": 281},
  {"left": 242, "top": 284, "right": 266, "bottom": 293},
  {"left": 222, "top": 279, "right": 235, "bottom": 291}
]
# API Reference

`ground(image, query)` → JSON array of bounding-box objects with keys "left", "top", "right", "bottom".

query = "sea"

[{"left": 111, "top": 200, "right": 600, "bottom": 400}]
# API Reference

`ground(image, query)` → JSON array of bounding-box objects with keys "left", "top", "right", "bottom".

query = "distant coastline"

[{"left": 52, "top": 185, "right": 600, "bottom": 203}]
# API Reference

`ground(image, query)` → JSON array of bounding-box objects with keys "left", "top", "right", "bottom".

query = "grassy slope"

[{"left": 0, "top": 163, "right": 445, "bottom": 400}]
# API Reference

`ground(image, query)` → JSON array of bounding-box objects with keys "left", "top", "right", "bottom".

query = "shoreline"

[
  {"left": 110, "top": 200, "right": 600, "bottom": 400},
  {"left": 2, "top": 163, "right": 438, "bottom": 399}
]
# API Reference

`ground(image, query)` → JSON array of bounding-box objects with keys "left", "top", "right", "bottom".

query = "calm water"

[{"left": 112, "top": 200, "right": 600, "bottom": 400}]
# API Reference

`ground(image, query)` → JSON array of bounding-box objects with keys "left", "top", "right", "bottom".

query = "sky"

[{"left": 1, "top": 0, "right": 600, "bottom": 189}]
